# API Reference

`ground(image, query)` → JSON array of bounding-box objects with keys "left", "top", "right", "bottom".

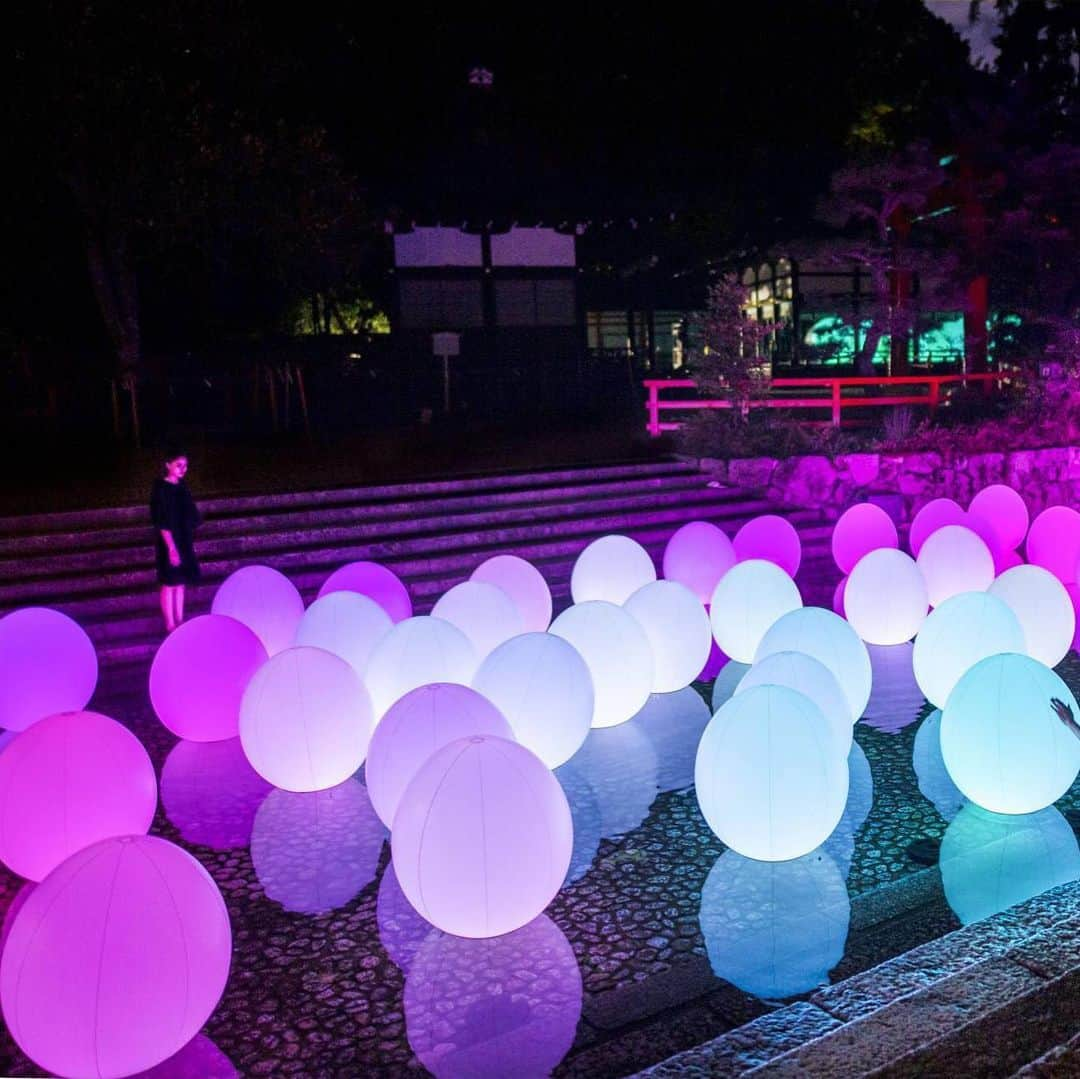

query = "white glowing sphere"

[
  {"left": 623, "top": 580, "right": 712, "bottom": 693},
  {"left": 294, "top": 590, "right": 393, "bottom": 678},
  {"left": 1027, "top": 506, "right": 1080, "bottom": 584},
  {"left": 844, "top": 549, "right": 928, "bottom": 646},
  {"left": 318, "top": 560, "right": 413, "bottom": 622},
  {"left": 755, "top": 606, "right": 872, "bottom": 723},
  {"left": 211, "top": 564, "right": 304, "bottom": 657},
  {"left": 916, "top": 525, "right": 994, "bottom": 607},
  {"left": 733, "top": 514, "right": 801, "bottom": 576},
  {"left": 941, "top": 652, "right": 1080, "bottom": 814},
  {"left": 711, "top": 660, "right": 751, "bottom": 711},
  {"left": 431, "top": 580, "right": 524, "bottom": 661},
  {"left": 570, "top": 534, "right": 656, "bottom": 605},
  {"left": 0, "top": 608, "right": 97, "bottom": 732},
  {"left": 549, "top": 601, "right": 653, "bottom": 728},
  {"left": 471, "top": 554, "right": 552, "bottom": 632},
  {"left": 909, "top": 498, "right": 967, "bottom": 557},
  {"left": 695, "top": 685, "right": 849, "bottom": 861},
  {"left": 662, "top": 521, "right": 736, "bottom": 604},
  {"left": 472, "top": 632, "right": 592, "bottom": 768},
  {"left": 239, "top": 646, "right": 373, "bottom": 792},
  {"left": 989, "top": 565, "right": 1075, "bottom": 668},
  {"left": 968, "top": 484, "right": 1029, "bottom": 553},
  {"left": 709, "top": 560, "right": 803, "bottom": 665},
  {"left": 391, "top": 735, "right": 572, "bottom": 937},
  {"left": 912, "top": 592, "right": 1026, "bottom": 709},
  {"left": 365, "top": 683, "right": 514, "bottom": 828},
  {"left": 831, "top": 503, "right": 898, "bottom": 574},
  {"left": 364, "top": 616, "right": 478, "bottom": 721}
]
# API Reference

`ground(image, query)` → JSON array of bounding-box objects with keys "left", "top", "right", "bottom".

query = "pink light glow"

[
  {"left": 662, "top": 521, "right": 736, "bottom": 604},
  {"left": 732, "top": 515, "right": 801, "bottom": 577},
  {"left": 470, "top": 555, "right": 553, "bottom": 632},
  {"left": 831, "top": 504, "right": 898, "bottom": 575},
  {"left": 968, "top": 484, "right": 1029, "bottom": 553},
  {"left": 317, "top": 560, "right": 413, "bottom": 622}
]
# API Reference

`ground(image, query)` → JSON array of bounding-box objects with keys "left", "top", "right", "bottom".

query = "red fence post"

[
  {"left": 831, "top": 380, "right": 841, "bottom": 427},
  {"left": 646, "top": 382, "right": 660, "bottom": 437}
]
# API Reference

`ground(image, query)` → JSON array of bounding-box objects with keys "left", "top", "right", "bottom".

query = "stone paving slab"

[{"left": 1013, "top": 1030, "right": 1080, "bottom": 1077}]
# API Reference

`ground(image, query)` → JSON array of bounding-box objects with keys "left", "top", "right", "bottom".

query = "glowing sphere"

[
  {"left": 549, "top": 601, "right": 653, "bottom": 727},
  {"left": 755, "top": 606, "right": 872, "bottom": 723},
  {"left": 0, "top": 835, "right": 231, "bottom": 1079},
  {"left": 908, "top": 497, "right": 967, "bottom": 557},
  {"left": 364, "top": 616, "right": 478, "bottom": 721},
  {"left": 317, "top": 560, "right": 413, "bottom": 622},
  {"left": 696, "top": 686, "right": 849, "bottom": 861},
  {"left": 662, "top": 521, "right": 736, "bottom": 604},
  {"left": 366, "top": 683, "right": 514, "bottom": 827},
  {"left": 431, "top": 580, "right": 524, "bottom": 661},
  {"left": 150, "top": 614, "right": 268, "bottom": 742},
  {"left": 294, "top": 591, "right": 393, "bottom": 678},
  {"left": 0, "top": 608, "right": 97, "bottom": 732},
  {"left": 733, "top": 514, "right": 801, "bottom": 576},
  {"left": 391, "top": 735, "right": 572, "bottom": 938},
  {"left": 968, "top": 484, "right": 1029, "bottom": 553},
  {"left": 912, "top": 710, "right": 964, "bottom": 822},
  {"left": 988, "top": 564, "right": 1075, "bottom": 668},
  {"left": 239, "top": 645, "right": 373, "bottom": 792},
  {"left": 1028, "top": 506, "right": 1080, "bottom": 585},
  {"left": 861, "top": 643, "right": 924, "bottom": 734},
  {"left": 711, "top": 660, "right": 751, "bottom": 711},
  {"left": 0, "top": 711, "right": 156, "bottom": 882},
  {"left": 831, "top": 503, "right": 898, "bottom": 574},
  {"left": 471, "top": 633, "right": 592, "bottom": 768},
  {"left": 912, "top": 592, "right": 1025, "bottom": 709},
  {"left": 916, "top": 525, "right": 994, "bottom": 607},
  {"left": 210, "top": 564, "right": 304, "bottom": 657},
  {"left": 624, "top": 580, "right": 712, "bottom": 693},
  {"left": 633, "top": 687, "right": 712, "bottom": 793},
  {"left": 941, "top": 652, "right": 1080, "bottom": 814},
  {"left": 709, "top": 560, "right": 802, "bottom": 665},
  {"left": 570, "top": 534, "right": 656, "bottom": 605},
  {"left": 844, "top": 549, "right": 928, "bottom": 647},
  {"left": 471, "top": 555, "right": 552, "bottom": 632}
]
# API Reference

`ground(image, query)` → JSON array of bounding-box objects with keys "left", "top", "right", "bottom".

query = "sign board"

[{"left": 432, "top": 332, "right": 461, "bottom": 357}]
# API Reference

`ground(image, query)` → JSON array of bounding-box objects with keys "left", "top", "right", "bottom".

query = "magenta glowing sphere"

[
  {"left": 317, "top": 560, "right": 413, "bottom": 622},
  {"left": 570, "top": 534, "right": 656, "bottom": 605},
  {"left": 732, "top": 514, "right": 801, "bottom": 576},
  {"left": 0, "top": 711, "right": 156, "bottom": 882},
  {"left": 0, "top": 835, "right": 231, "bottom": 1079},
  {"left": 623, "top": 580, "right": 713, "bottom": 693},
  {"left": 845, "top": 548, "right": 928, "bottom": 646},
  {"left": 709, "top": 559, "right": 803, "bottom": 664},
  {"left": 0, "top": 608, "right": 97, "bottom": 732},
  {"left": 1028, "top": 506, "right": 1080, "bottom": 584},
  {"left": 431, "top": 580, "right": 524, "bottom": 661},
  {"left": 968, "top": 484, "right": 1029, "bottom": 554},
  {"left": 149, "top": 614, "right": 268, "bottom": 742},
  {"left": 210, "top": 564, "right": 304, "bottom": 657},
  {"left": 908, "top": 498, "right": 967, "bottom": 557},
  {"left": 662, "top": 521, "right": 737, "bottom": 604},
  {"left": 391, "top": 735, "right": 572, "bottom": 938},
  {"left": 366, "top": 683, "right": 514, "bottom": 828},
  {"left": 470, "top": 555, "right": 552, "bottom": 632},
  {"left": 915, "top": 525, "right": 994, "bottom": 607},
  {"left": 831, "top": 503, "right": 898, "bottom": 575},
  {"left": 989, "top": 565, "right": 1075, "bottom": 669},
  {"left": 294, "top": 590, "right": 393, "bottom": 678}
]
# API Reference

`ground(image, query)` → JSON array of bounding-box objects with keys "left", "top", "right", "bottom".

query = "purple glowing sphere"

[
  {"left": 431, "top": 580, "right": 525, "bottom": 661},
  {"left": 210, "top": 564, "right": 304, "bottom": 657},
  {"left": 662, "top": 521, "right": 736, "bottom": 604},
  {"left": 915, "top": 524, "right": 994, "bottom": 607},
  {"left": 908, "top": 498, "right": 967, "bottom": 557},
  {"left": 732, "top": 515, "right": 801, "bottom": 577},
  {"left": 294, "top": 590, "right": 393, "bottom": 679},
  {"left": 317, "top": 560, "right": 413, "bottom": 622},
  {"left": 831, "top": 503, "right": 898, "bottom": 575},
  {"left": 471, "top": 555, "right": 553, "bottom": 632},
  {"left": 968, "top": 484, "right": 1029, "bottom": 554},
  {"left": 1028, "top": 506, "right": 1080, "bottom": 585}
]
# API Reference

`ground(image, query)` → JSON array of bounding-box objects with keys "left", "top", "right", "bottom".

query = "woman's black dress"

[{"left": 151, "top": 478, "right": 203, "bottom": 585}]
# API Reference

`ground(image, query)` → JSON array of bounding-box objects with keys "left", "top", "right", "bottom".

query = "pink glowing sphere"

[
  {"left": 431, "top": 581, "right": 524, "bottom": 661},
  {"left": 1028, "top": 506, "right": 1080, "bottom": 584},
  {"left": 908, "top": 498, "right": 967, "bottom": 557},
  {"left": 294, "top": 590, "right": 393, "bottom": 678},
  {"left": 570, "top": 534, "right": 656, "bottom": 605},
  {"left": 471, "top": 555, "right": 553, "bottom": 632},
  {"left": 0, "top": 711, "right": 156, "bottom": 882},
  {"left": 0, "top": 608, "right": 97, "bottom": 732},
  {"left": 733, "top": 515, "right": 801, "bottom": 577},
  {"left": 150, "top": 614, "right": 268, "bottom": 742},
  {"left": 831, "top": 503, "right": 898, "bottom": 575},
  {"left": 662, "top": 521, "right": 737, "bottom": 604},
  {"left": 709, "top": 560, "right": 803, "bottom": 665},
  {"left": 916, "top": 525, "right": 994, "bottom": 607},
  {"left": 391, "top": 735, "right": 572, "bottom": 937},
  {"left": 968, "top": 484, "right": 1029, "bottom": 553},
  {"left": 210, "top": 564, "right": 304, "bottom": 657},
  {"left": 317, "top": 560, "right": 413, "bottom": 622},
  {"left": 845, "top": 549, "right": 929, "bottom": 646},
  {"left": 366, "top": 683, "right": 514, "bottom": 828},
  {"left": 1, "top": 835, "right": 231, "bottom": 1079},
  {"left": 624, "top": 580, "right": 713, "bottom": 693}
]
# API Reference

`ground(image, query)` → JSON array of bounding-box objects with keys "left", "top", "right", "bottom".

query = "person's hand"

[{"left": 168, "top": 547, "right": 181, "bottom": 568}]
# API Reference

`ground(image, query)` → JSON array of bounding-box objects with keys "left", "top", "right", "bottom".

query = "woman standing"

[{"left": 151, "top": 449, "right": 202, "bottom": 633}]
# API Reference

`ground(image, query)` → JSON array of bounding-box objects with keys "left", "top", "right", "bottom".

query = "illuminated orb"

[
  {"left": 941, "top": 652, "right": 1080, "bottom": 814},
  {"left": 912, "top": 710, "right": 964, "bottom": 822},
  {"left": 845, "top": 549, "right": 928, "bottom": 646},
  {"left": 471, "top": 555, "right": 552, "bottom": 632},
  {"left": 471, "top": 633, "right": 591, "bottom": 769},
  {"left": 711, "top": 660, "right": 751, "bottom": 711},
  {"left": 733, "top": 514, "right": 802, "bottom": 577},
  {"left": 549, "top": 601, "right": 653, "bottom": 727},
  {"left": 662, "top": 521, "right": 736, "bottom": 604},
  {"left": 833, "top": 576, "right": 848, "bottom": 618},
  {"left": 294, "top": 591, "right": 393, "bottom": 679},
  {"left": 210, "top": 564, "right": 304, "bottom": 657},
  {"left": 968, "top": 484, "right": 1030, "bottom": 554},
  {"left": 633, "top": 687, "right": 712, "bottom": 793},
  {"left": 862, "top": 643, "right": 924, "bottom": 734},
  {"left": 912, "top": 592, "right": 1025, "bottom": 709},
  {"left": 695, "top": 685, "right": 849, "bottom": 861},
  {"left": 150, "top": 614, "right": 268, "bottom": 742},
  {"left": 709, "top": 559, "right": 802, "bottom": 665},
  {"left": 988, "top": 564, "right": 1075, "bottom": 668},
  {"left": 831, "top": 503, "right": 898, "bottom": 575},
  {"left": 0, "top": 835, "right": 231, "bottom": 1079},
  {"left": 916, "top": 525, "right": 994, "bottom": 607},
  {"left": 1028, "top": 506, "right": 1080, "bottom": 584},
  {"left": 569, "top": 534, "right": 656, "bottom": 605},
  {"left": 317, "top": 560, "right": 413, "bottom": 622},
  {"left": 431, "top": 580, "right": 524, "bottom": 661},
  {"left": 366, "top": 683, "right": 514, "bottom": 827},
  {"left": 391, "top": 735, "right": 572, "bottom": 937},
  {"left": 908, "top": 497, "right": 967, "bottom": 557},
  {"left": 755, "top": 606, "right": 872, "bottom": 723},
  {"left": 624, "top": 580, "right": 712, "bottom": 693},
  {"left": 377, "top": 861, "right": 432, "bottom": 974},
  {"left": 0, "top": 710, "right": 156, "bottom": 882},
  {"left": 239, "top": 645, "right": 373, "bottom": 792},
  {"left": 250, "top": 780, "right": 386, "bottom": 915},
  {"left": 0, "top": 608, "right": 97, "bottom": 732},
  {"left": 940, "top": 803, "right": 1080, "bottom": 925},
  {"left": 364, "top": 616, "right": 478, "bottom": 722}
]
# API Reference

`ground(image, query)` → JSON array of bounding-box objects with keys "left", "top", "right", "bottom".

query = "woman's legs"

[
  {"left": 172, "top": 585, "right": 186, "bottom": 628},
  {"left": 160, "top": 585, "right": 177, "bottom": 632}
]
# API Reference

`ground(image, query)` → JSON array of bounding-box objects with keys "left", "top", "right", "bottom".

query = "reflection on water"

[
  {"left": 913, "top": 710, "right": 965, "bottom": 823},
  {"left": 861, "top": 643, "right": 924, "bottom": 734},
  {"left": 377, "top": 860, "right": 436, "bottom": 974},
  {"left": 554, "top": 761, "right": 602, "bottom": 885},
  {"left": 132, "top": 1035, "right": 237, "bottom": 1079},
  {"left": 711, "top": 660, "right": 751, "bottom": 712},
  {"left": 823, "top": 741, "right": 875, "bottom": 877},
  {"left": 404, "top": 913, "right": 582, "bottom": 1079},
  {"left": 250, "top": 779, "right": 386, "bottom": 914},
  {"left": 633, "top": 687, "right": 712, "bottom": 793}
]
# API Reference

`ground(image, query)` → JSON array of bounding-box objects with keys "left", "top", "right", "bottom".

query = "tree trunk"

[
  {"left": 84, "top": 222, "right": 141, "bottom": 373},
  {"left": 855, "top": 323, "right": 883, "bottom": 377}
]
